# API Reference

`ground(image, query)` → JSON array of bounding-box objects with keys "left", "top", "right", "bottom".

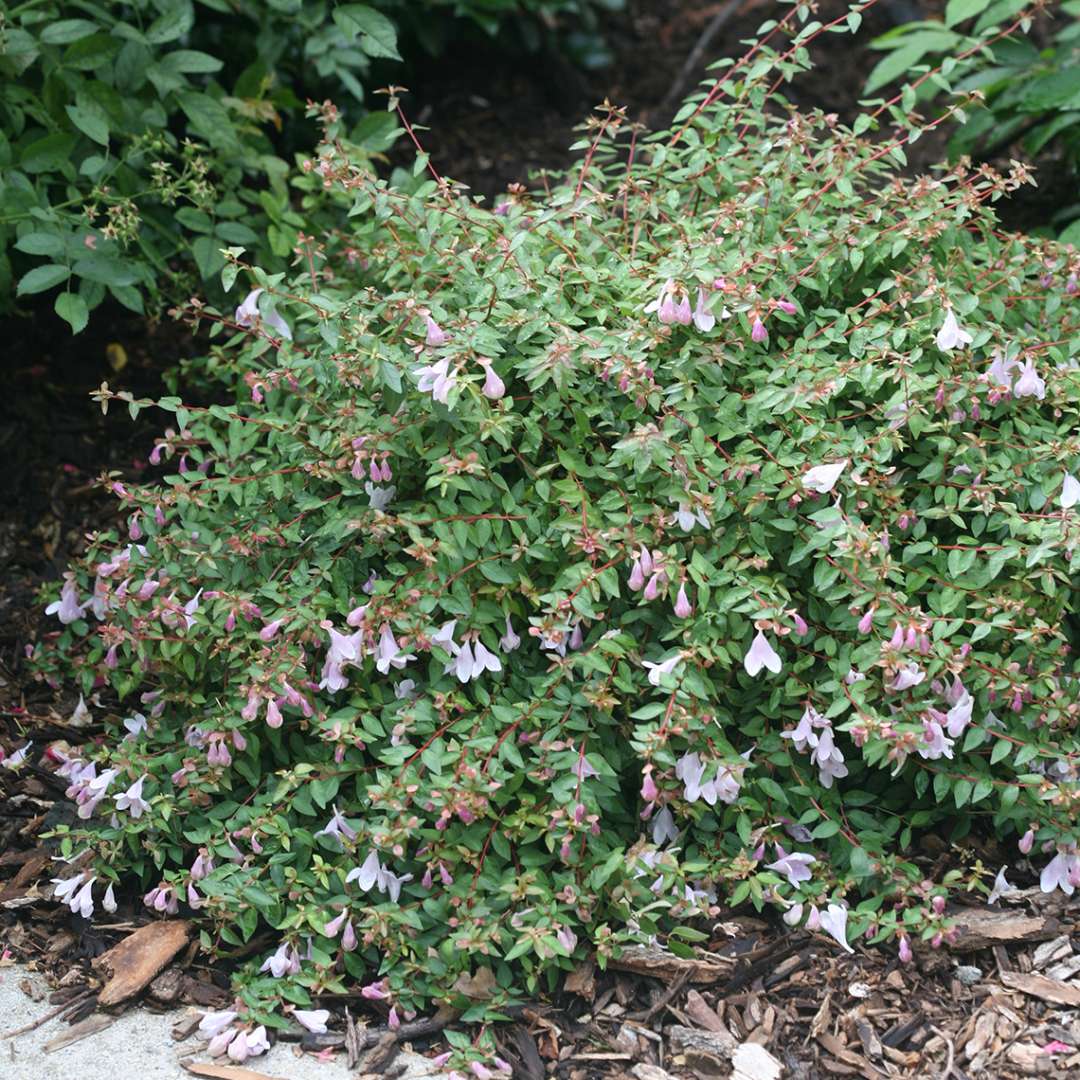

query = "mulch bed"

[{"left": 2, "top": 1, "right": 1078, "bottom": 1076}]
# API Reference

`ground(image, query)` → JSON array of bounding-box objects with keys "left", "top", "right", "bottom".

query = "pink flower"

[
  {"left": 857, "top": 608, "right": 875, "bottom": 634},
  {"left": 294, "top": 1009, "right": 330, "bottom": 1034},
  {"left": 818, "top": 903, "right": 854, "bottom": 953},
  {"left": 479, "top": 359, "right": 505, "bottom": 400},
  {"left": 499, "top": 615, "right": 520, "bottom": 652},
  {"left": 744, "top": 630, "right": 781, "bottom": 677},
  {"left": 810, "top": 727, "right": 848, "bottom": 787},
  {"left": 898, "top": 936, "right": 913, "bottom": 964},
  {"left": 1040, "top": 850, "right": 1080, "bottom": 896},
  {"left": 776, "top": 298, "right": 797, "bottom": 315},
  {"left": 415, "top": 357, "right": 457, "bottom": 404},
  {"left": 766, "top": 845, "right": 816, "bottom": 887},
  {"left": 641, "top": 771, "right": 658, "bottom": 802},
  {"left": 642, "top": 653, "right": 682, "bottom": 686},
  {"left": 802, "top": 459, "right": 848, "bottom": 494},
  {"left": 423, "top": 314, "right": 449, "bottom": 346},
  {"left": 114, "top": 775, "right": 150, "bottom": 819},
  {"left": 673, "top": 582, "right": 692, "bottom": 618},
  {"left": 750, "top": 316, "right": 767, "bottom": 343},
  {"left": 643, "top": 572, "right": 660, "bottom": 601},
  {"left": 934, "top": 308, "right": 972, "bottom": 351},
  {"left": 1061, "top": 474, "right": 1080, "bottom": 509},
  {"left": 692, "top": 288, "right": 715, "bottom": 332},
  {"left": 1019, "top": 828, "right": 1035, "bottom": 854},
  {"left": 628, "top": 555, "right": 645, "bottom": 591},
  {"left": 1013, "top": 359, "right": 1045, "bottom": 400},
  {"left": 375, "top": 623, "right": 415, "bottom": 674},
  {"left": 45, "top": 575, "right": 86, "bottom": 624}
]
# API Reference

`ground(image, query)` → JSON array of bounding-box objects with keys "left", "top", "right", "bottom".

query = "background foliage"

[
  {"left": 867, "top": 0, "right": 1080, "bottom": 238},
  {"left": 0, "top": 0, "right": 619, "bottom": 332}
]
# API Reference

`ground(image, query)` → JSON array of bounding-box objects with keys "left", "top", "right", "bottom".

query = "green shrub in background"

[
  {"left": 23, "top": 2, "right": 1080, "bottom": 1068},
  {"left": 0, "top": 0, "right": 404, "bottom": 331},
  {"left": 0, "top": 0, "right": 622, "bottom": 334},
  {"left": 866, "top": 0, "right": 1080, "bottom": 239}
]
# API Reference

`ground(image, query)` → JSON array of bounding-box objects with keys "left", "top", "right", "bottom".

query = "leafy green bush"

[
  {"left": 0, "top": 0, "right": 405, "bottom": 331},
  {"left": 0, "top": 0, "right": 620, "bottom": 334},
  {"left": 866, "top": 0, "right": 1080, "bottom": 238},
  {"left": 23, "top": 5, "right": 1080, "bottom": 1066}
]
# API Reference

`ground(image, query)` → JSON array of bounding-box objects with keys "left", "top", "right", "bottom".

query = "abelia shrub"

[{"left": 24, "top": 2, "right": 1080, "bottom": 1049}]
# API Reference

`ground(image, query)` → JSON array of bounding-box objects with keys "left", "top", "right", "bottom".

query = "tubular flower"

[{"left": 935, "top": 308, "right": 972, "bottom": 351}]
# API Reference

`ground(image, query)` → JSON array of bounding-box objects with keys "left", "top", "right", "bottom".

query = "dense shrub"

[
  {"left": 867, "top": 0, "right": 1080, "bottom": 238},
  {"left": 23, "top": 3, "right": 1080, "bottom": 1064}
]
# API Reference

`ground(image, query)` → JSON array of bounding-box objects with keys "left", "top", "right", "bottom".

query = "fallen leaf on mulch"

[
  {"left": 180, "top": 1064, "right": 285, "bottom": 1080},
  {"left": 93, "top": 919, "right": 191, "bottom": 1006},
  {"left": 452, "top": 965, "right": 497, "bottom": 999},
  {"left": 999, "top": 971, "right": 1080, "bottom": 1007},
  {"left": 565, "top": 955, "right": 596, "bottom": 998}
]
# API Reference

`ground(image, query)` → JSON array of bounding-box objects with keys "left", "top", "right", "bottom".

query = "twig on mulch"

[
  {"left": 627, "top": 968, "right": 692, "bottom": 1023},
  {"left": 293, "top": 1005, "right": 459, "bottom": 1052},
  {"left": 658, "top": 0, "right": 744, "bottom": 115},
  {"left": 0, "top": 988, "right": 95, "bottom": 1039}
]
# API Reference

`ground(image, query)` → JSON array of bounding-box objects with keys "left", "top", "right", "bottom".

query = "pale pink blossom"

[
  {"left": 423, "top": 314, "right": 449, "bottom": 347},
  {"left": 819, "top": 902, "right": 854, "bottom": 953},
  {"left": 478, "top": 359, "right": 505, "bottom": 400},
  {"left": 1013, "top": 359, "right": 1046, "bottom": 400},
  {"left": 1060, "top": 474, "right": 1080, "bottom": 509},
  {"left": 294, "top": 1009, "right": 330, "bottom": 1034},
  {"left": 642, "top": 653, "right": 682, "bottom": 686},
  {"left": 802, "top": 459, "right": 848, "bottom": 494},
  {"left": 674, "top": 583, "right": 692, "bottom": 618},
  {"left": 46, "top": 575, "right": 86, "bottom": 624},
  {"left": 935, "top": 308, "right": 972, "bottom": 351},
  {"left": 766, "top": 845, "right": 816, "bottom": 887},
  {"left": 744, "top": 630, "right": 781, "bottom": 677}
]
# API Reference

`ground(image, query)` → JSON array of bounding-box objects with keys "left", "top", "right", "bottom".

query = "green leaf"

[
  {"left": 167, "top": 49, "right": 224, "bottom": 73},
  {"left": 66, "top": 102, "right": 110, "bottom": 146},
  {"left": 333, "top": 4, "right": 401, "bottom": 60},
  {"left": 55, "top": 292, "right": 89, "bottom": 334},
  {"left": 17, "top": 264, "right": 71, "bottom": 296},
  {"left": 146, "top": 2, "right": 195, "bottom": 45},
  {"left": 14, "top": 232, "right": 65, "bottom": 258},
  {"left": 72, "top": 255, "right": 139, "bottom": 287},
  {"left": 944, "top": 0, "right": 993, "bottom": 27},
  {"left": 40, "top": 19, "right": 100, "bottom": 44}
]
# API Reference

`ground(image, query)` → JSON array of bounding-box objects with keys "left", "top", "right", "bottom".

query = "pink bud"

[
  {"left": 751, "top": 317, "right": 767, "bottom": 343},
  {"left": 628, "top": 558, "right": 645, "bottom": 591},
  {"left": 641, "top": 771, "right": 658, "bottom": 802},
  {"left": 889, "top": 622, "right": 904, "bottom": 649},
  {"left": 792, "top": 611, "right": 808, "bottom": 635},
  {"left": 639, "top": 545, "right": 654, "bottom": 576},
  {"left": 224, "top": 610, "right": 236, "bottom": 632},
  {"left": 266, "top": 699, "right": 283, "bottom": 728},
  {"left": 259, "top": 619, "right": 283, "bottom": 642},
  {"left": 369, "top": 458, "right": 381, "bottom": 483},
  {"left": 643, "top": 573, "right": 660, "bottom": 601},
  {"left": 342, "top": 920, "right": 357, "bottom": 951},
  {"left": 1019, "top": 827, "right": 1034, "bottom": 854},
  {"left": 480, "top": 360, "right": 505, "bottom": 400},
  {"left": 674, "top": 583, "right": 692, "bottom": 618},
  {"left": 857, "top": 608, "right": 874, "bottom": 634},
  {"left": 777, "top": 299, "right": 797, "bottom": 315},
  {"left": 931, "top": 895, "right": 945, "bottom": 915},
  {"left": 898, "top": 936, "right": 913, "bottom": 964}
]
